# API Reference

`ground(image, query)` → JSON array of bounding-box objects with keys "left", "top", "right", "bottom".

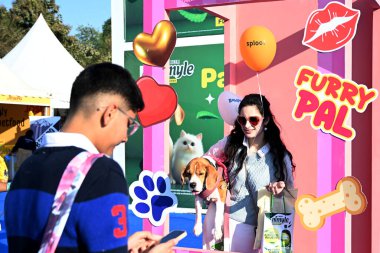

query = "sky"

[{"left": 1, "top": 0, "right": 111, "bottom": 34}]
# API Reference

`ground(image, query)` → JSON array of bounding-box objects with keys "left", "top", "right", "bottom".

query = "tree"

[
  {"left": 102, "top": 18, "right": 111, "bottom": 49},
  {"left": 100, "top": 18, "right": 111, "bottom": 62},
  {"left": 73, "top": 18, "right": 111, "bottom": 66},
  {"left": 0, "top": 0, "right": 111, "bottom": 67},
  {"left": 0, "top": 6, "right": 23, "bottom": 57},
  {"left": 10, "top": 0, "right": 72, "bottom": 44}
]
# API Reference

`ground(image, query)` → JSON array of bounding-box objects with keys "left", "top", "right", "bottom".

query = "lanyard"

[{"left": 38, "top": 151, "right": 103, "bottom": 253}]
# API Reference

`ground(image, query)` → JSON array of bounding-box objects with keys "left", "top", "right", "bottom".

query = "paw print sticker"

[{"left": 129, "top": 171, "right": 178, "bottom": 226}]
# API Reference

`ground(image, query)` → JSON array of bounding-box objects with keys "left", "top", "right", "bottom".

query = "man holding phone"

[
  {"left": 129, "top": 231, "right": 180, "bottom": 253},
  {"left": 5, "top": 63, "right": 178, "bottom": 253}
]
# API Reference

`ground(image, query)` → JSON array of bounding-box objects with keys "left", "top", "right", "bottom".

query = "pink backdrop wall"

[
  {"left": 139, "top": 0, "right": 380, "bottom": 252},
  {"left": 142, "top": 0, "right": 170, "bottom": 236},
  {"left": 371, "top": 6, "right": 380, "bottom": 252},
  {"left": 229, "top": 2, "right": 318, "bottom": 253},
  {"left": 351, "top": 1, "right": 379, "bottom": 252},
  {"left": 372, "top": 8, "right": 380, "bottom": 253}
]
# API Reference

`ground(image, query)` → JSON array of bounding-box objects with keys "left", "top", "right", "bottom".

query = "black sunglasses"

[{"left": 237, "top": 116, "right": 260, "bottom": 126}]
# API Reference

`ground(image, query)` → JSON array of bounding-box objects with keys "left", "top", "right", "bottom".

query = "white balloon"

[{"left": 218, "top": 91, "right": 242, "bottom": 126}]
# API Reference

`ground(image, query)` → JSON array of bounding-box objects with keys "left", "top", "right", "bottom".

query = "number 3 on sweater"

[{"left": 112, "top": 205, "right": 127, "bottom": 238}]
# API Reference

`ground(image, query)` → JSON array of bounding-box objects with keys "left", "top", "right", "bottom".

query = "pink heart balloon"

[{"left": 137, "top": 76, "right": 178, "bottom": 127}]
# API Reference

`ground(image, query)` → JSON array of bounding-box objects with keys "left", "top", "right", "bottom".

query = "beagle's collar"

[{"left": 198, "top": 158, "right": 228, "bottom": 200}]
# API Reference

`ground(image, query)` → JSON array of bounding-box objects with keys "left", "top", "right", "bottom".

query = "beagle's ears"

[
  {"left": 181, "top": 165, "right": 190, "bottom": 185},
  {"left": 205, "top": 165, "right": 218, "bottom": 190}
]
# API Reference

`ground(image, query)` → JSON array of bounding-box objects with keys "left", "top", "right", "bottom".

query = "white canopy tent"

[
  {"left": 3, "top": 14, "right": 83, "bottom": 109},
  {"left": 0, "top": 59, "right": 50, "bottom": 106}
]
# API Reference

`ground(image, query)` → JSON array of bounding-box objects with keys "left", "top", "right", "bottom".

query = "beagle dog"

[{"left": 181, "top": 157, "right": 228, "bottom": 245}]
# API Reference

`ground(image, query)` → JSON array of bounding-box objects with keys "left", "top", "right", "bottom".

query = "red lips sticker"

[
  {"left": 137, "top": 76, "right": 178, "bottom": 127},
  {"left": 303, "top": 1, "right": 360, "bottom": 52}
]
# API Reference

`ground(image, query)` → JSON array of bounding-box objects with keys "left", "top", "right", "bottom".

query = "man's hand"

[
  {"left": 128, "top": 231, "right": 160, "bottom": 253},
  {"left": 128, "top": 231, "right": 179, "bottom": 253},
  {"left": 147, "top": 239, "right": 177, "bottom": 253},
  {"left": 266, "top": 181, "right": 285, "bottom": 196}
]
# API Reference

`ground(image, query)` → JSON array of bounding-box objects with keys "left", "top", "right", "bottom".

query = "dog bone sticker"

[{"left": 295, "top": 176, "right": 367, "bottom": 231}]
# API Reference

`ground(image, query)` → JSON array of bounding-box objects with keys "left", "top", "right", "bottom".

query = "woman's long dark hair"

[{"left": 224, "top": 94, "right": 295, "bottom": 182}]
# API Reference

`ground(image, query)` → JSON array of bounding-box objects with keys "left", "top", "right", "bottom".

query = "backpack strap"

[{"left": 38, "top": 151, "right": 103, "bottom": 253}]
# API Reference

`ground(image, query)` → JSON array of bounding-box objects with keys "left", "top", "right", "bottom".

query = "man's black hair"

[
  {"left": 25, "top": 130, "right": 34, "bottom": 138},
  {"left": 69, "top": 62, "right": 144, "bottom": 114}
]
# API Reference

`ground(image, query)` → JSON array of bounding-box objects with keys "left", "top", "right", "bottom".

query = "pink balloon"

[{"left": 217, "top": 91, "right": 242, "bottom": 126}]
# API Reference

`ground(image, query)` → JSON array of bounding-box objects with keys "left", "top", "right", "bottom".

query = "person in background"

[
  {"left": 5, "top": 63, "right": 178, "bottom": 253},
  {"left": 203, "top": 93, "right": 296, "bottom": 253},
  {"left": 0, "top": 155, "right": 8, "bottom": 192},
  {"left": 10, "top": 129, "right": 37, "bottom": 172}
]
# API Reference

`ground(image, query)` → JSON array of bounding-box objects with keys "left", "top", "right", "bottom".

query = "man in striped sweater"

[{"left": 5, "top": 63, "right": 177, "bottom": 253}]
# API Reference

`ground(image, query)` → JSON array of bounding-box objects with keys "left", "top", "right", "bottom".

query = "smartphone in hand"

[{"left": 159, "top": 230, "right": 187, "bottom": 244}]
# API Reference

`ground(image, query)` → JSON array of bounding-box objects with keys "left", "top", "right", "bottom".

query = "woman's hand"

[
  {"left": 128, "top": 231, "right": 161, "bottom": 253},
  {"left": 266, "top": 181, "right": 285, "bottom": 196}
]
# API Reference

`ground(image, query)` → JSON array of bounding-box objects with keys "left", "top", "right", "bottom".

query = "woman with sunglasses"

[{"left": 203, "top": 93, "right": 296, "bottom": 253}]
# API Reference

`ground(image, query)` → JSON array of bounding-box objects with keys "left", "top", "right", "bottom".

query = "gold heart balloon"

[{"left": 133, "top": 20, "right": 177, "bottom": 67}]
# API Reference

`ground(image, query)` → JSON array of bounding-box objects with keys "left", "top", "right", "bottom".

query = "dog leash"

[{"left": 213, "top": 157, "right": 229, "bottom": 184}]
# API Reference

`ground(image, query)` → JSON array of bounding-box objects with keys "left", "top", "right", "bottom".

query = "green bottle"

[{"left": 281, "top": 228, "right": 291, "bottom": 253}]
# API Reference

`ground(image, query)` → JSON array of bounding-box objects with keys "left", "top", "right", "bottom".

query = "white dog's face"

[{"left": 181, "top": 158, "right": 218, "bottom": 195}]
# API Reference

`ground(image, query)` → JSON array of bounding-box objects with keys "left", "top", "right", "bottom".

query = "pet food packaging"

[{"left": 254, "top": 188, "right": 297, "bottom": 252}]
